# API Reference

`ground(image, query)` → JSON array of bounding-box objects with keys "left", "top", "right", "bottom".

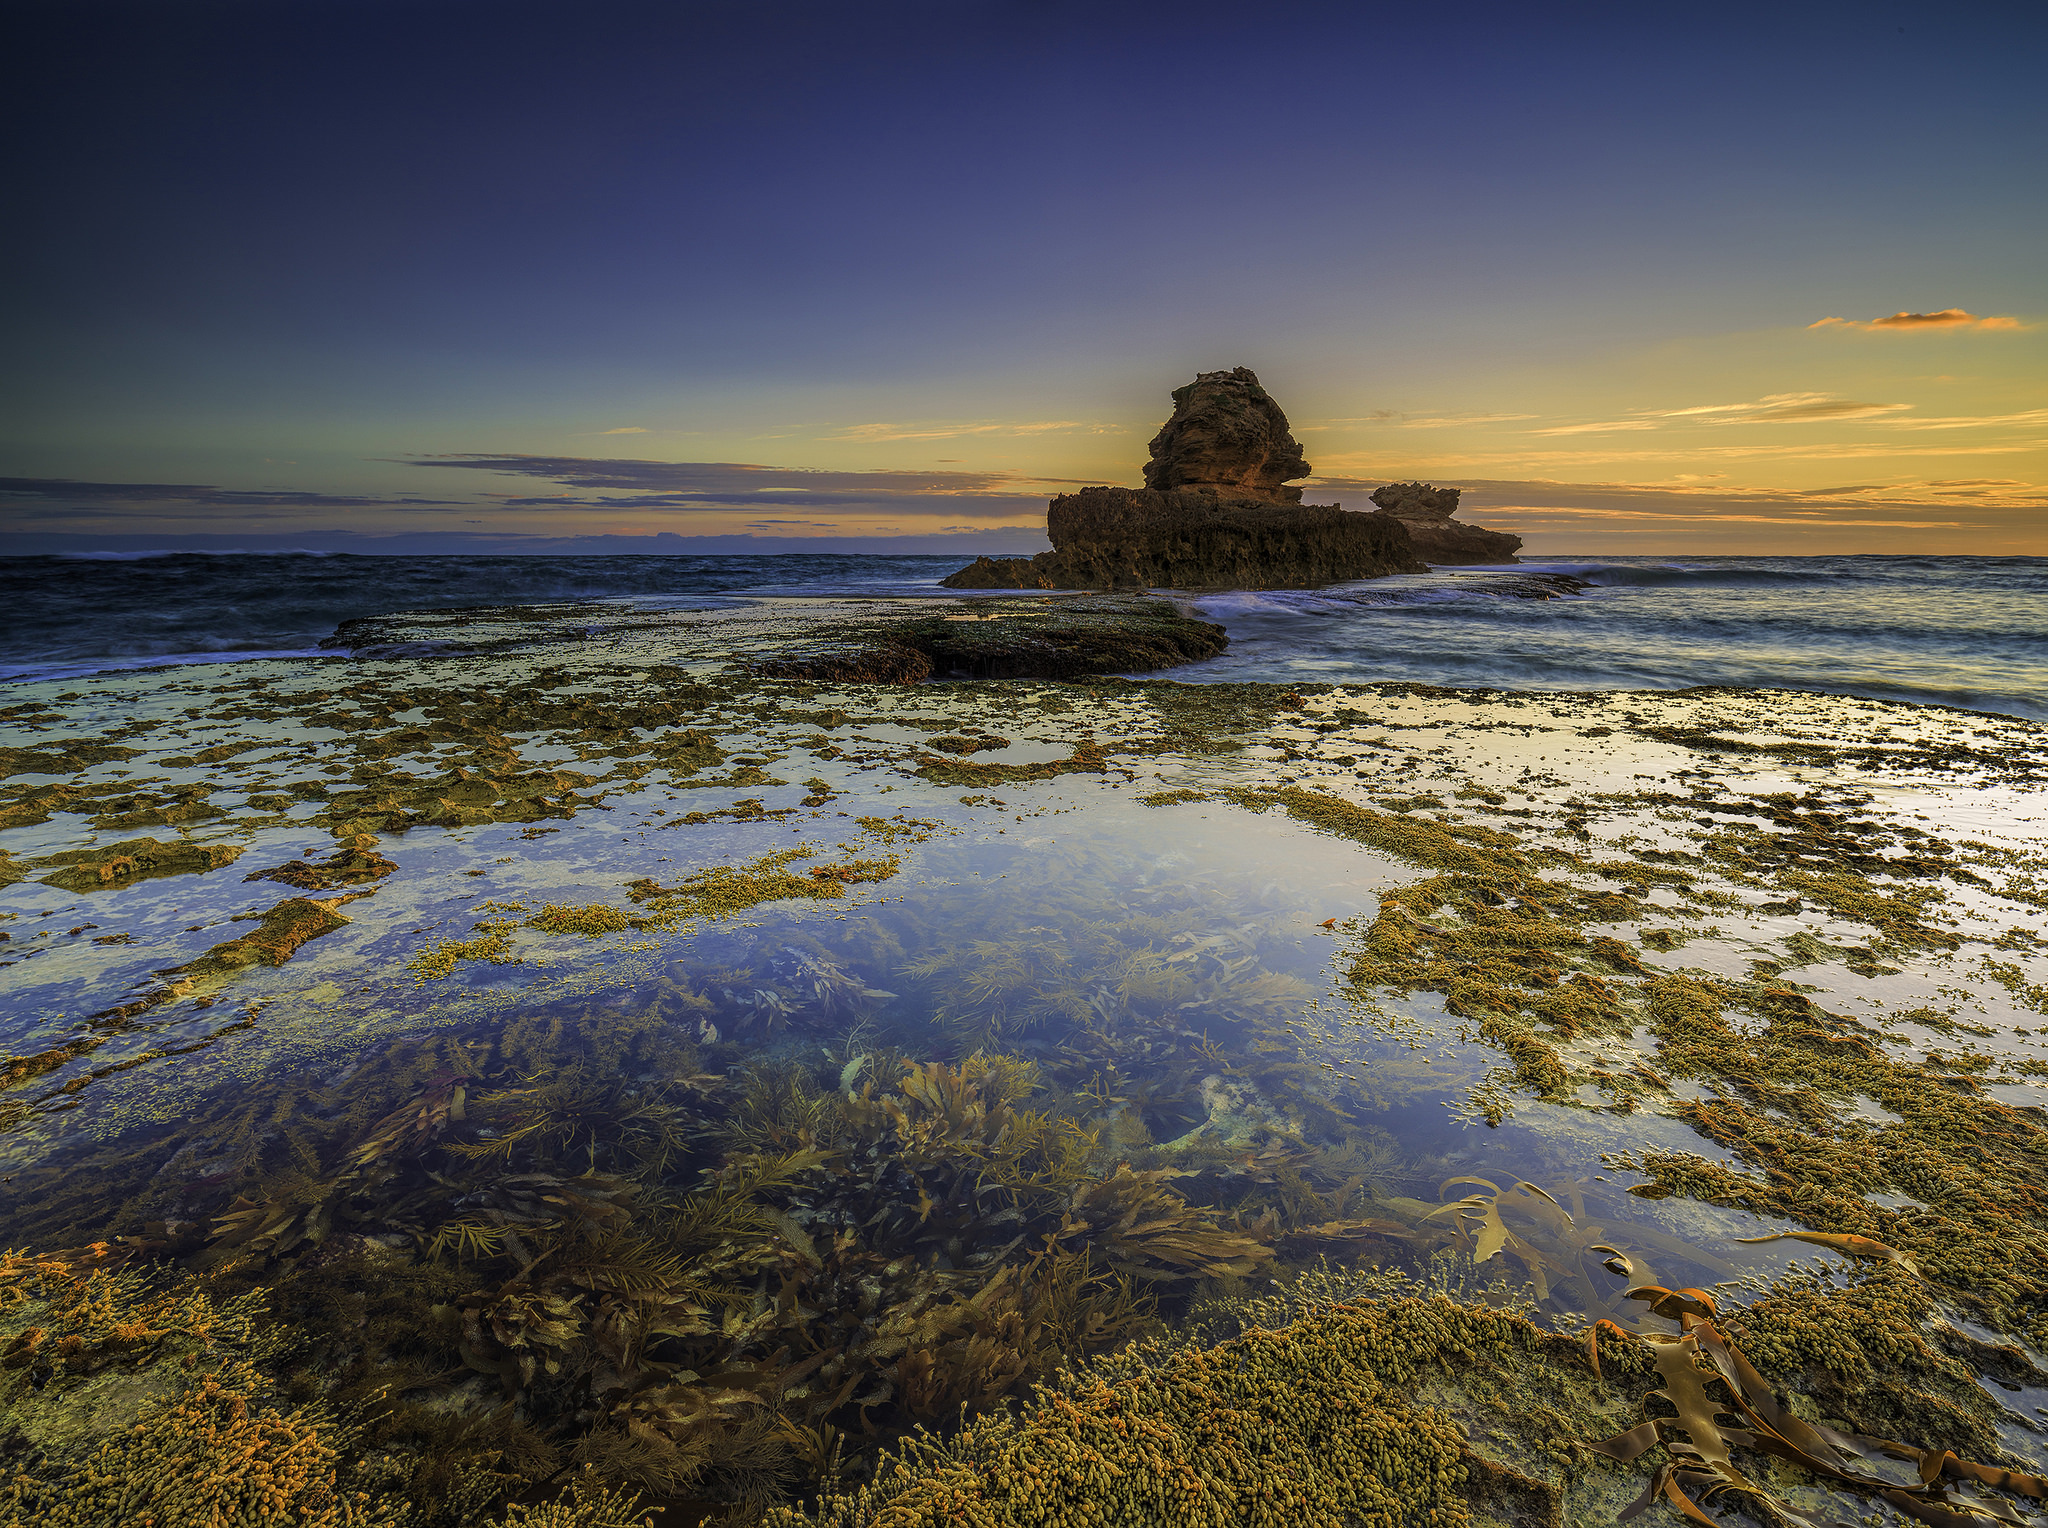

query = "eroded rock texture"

[
  {"left": 1369, "top": 481, "right": 1523, "bottom": 565},
  {"left": 1142, "top": 366, "right": 1311, "bottom": 502},
  {"left": 1036, "top": 486, "right": 1420, "bottom": 590}
]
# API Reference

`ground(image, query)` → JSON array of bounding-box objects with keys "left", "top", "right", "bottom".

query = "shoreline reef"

[
  {"left": 941, "top": 367, "right": 1520, "bottom": 590},
  {"left": 1, "top": 596, "right": 2046, "bottom": 1527}
]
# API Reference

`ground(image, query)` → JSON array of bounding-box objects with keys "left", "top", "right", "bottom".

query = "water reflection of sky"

[{"left": 2, "top": 598, "right": 2046, "bottom": 1349}]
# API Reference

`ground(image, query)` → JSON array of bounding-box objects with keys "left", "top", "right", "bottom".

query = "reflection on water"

[
  {"left": 0, "top": 793, "right": 1812, "bottom": 1338},
  {"left": 4, "top": 600, "right": 2047, "bottom": 1522}
]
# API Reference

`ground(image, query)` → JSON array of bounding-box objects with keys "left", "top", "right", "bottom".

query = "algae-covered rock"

[
  {"left": 34, "top": 835, "right": 245, "bottom": 892},
  {"left": 758, "top": 595, "right": 1227, "bottom": 683},
  {"left": 244, "top": 833, "right": 398, "bottom": 891},
  {"left": 0, "top": 1365, "right": 407, "bottom": 1528},
  {"left": 0, "top": 741, "right": 141, "bottom": 779},
  {"left": 775, "top": 1292, "right": 1592, "bottom": 1527},
  {"left": 181, "top": 897, "right": 350, "bottom": 974},
  {"left": 939, "top": 555, "right": 1058, "bottom": 591}
]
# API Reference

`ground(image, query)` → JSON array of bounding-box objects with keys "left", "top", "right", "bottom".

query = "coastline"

[{"left": 2, "top": 594, "right": 2046, "bottom": 1525}]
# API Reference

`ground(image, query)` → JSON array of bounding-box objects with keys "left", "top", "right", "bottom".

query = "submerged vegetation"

[{"left": 4, "top": 599, "right": 2048, "bottom": 1522}]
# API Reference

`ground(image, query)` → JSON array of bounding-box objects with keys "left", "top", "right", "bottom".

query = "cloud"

[
  {"left": 1301, "top": 411, "right": 1536, "bottom": 431},
  {"left": 1642, "top": 392, "right": 1914, "bottom": 424},
  {"left": 1487, "top": 505, "right": 1966, "bottom": 528},
  {"left": 1306, "top": 471, "right": 2045, "bottom": 524},
  {"left": 1316, "top": 437, "right": 2047, "bottom": 478},
  {"left": 596, "top": 426, "right": 649, "bottom": 434},
  {"left": 823, "top": 419, "right": 1116, "bottom": 443},
  {"left": 0, "top": 476, "right": 458, "bottom": 515},
  {"left": 1396, "top": 413, "right": 1539, "bottom": 430},
  {"left": 1289, "top": 471, "right": 2048, "bottom": 550},
  {"left": 1810, "top": 309, "right": 2028, "bottom": 332},
  {"left": 1879, "top": 406, "right": 2048, "bottom": 432},
  {"left": 402, "top": 454, "right": 1074, "bottom": 519},
  {"left": 1, "top": 457, "right": 1084, "bottom": 533},
  {"left": 1527, "top": 420, "right": 1663, "bottom": 436},
  {"left": 1532, "top": 393, "right": 1914, "bottom": 436}
]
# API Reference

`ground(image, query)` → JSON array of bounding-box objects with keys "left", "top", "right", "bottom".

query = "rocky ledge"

[
  {"left": 943, "top": 367, "right": 1425, "bottom": 590},
  {"left": 754, "top": 594, "right": 1227, "bottom": 683},
  {"left": 945, "top": 486, "right": 1421, "bottom": 591},
  {"left": 1368, "top": 482, "right": 1522, "bottom": 565}
]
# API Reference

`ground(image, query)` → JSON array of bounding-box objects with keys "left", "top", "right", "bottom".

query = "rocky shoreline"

[{"left": 3, "top": 598, "right": 2046, "bottom": 1528}]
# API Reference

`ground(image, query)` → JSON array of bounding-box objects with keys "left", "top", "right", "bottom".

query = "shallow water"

[{"left": 4, "top": 592, "right": 2047, "bottom": 1519}]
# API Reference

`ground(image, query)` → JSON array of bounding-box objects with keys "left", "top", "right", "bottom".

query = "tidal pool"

[{"left": 3, "top": 595, "right": 2047, "bottom": 1527}]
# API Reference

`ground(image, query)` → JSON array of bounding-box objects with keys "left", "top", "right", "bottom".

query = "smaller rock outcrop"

[
  {"left": 755, "top": 595, "right": 1227, "bottom": 683},
  {"left": 1368, "top": 483, "right": 1522, "bottom": 565}
]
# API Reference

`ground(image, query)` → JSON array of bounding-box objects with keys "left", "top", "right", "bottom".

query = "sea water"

[{"left": 5, "top": 551, "right": 2045, "bottom": 720}]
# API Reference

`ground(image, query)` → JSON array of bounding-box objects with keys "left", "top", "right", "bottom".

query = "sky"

[{"left": 2, "top": 0, "right": 2043, "bottom": 557}]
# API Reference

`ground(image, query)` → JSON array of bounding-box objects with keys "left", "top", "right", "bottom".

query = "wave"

[
  {"left": 4, "top": 552, "right": 2042, "bottom": 723},
  {"left": 0, "top": 647, "right": 332, "bottom": 685},
  {"left": 54, "top": 548, "right": 346, "bottom": 561},
  {"left": 0, "top": 552, "right": 965, "bottom": 675}
]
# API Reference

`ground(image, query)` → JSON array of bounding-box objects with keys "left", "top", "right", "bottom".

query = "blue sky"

[{"left": 3, "top": 0, "right": 2043, "bottom": 554}]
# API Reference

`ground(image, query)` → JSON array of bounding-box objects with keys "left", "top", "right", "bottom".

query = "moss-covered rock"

[{"left": 756, "top": 596, "right": 1226, "bottom": 683}]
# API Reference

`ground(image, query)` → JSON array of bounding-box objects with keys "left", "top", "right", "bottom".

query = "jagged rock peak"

[
  {"left": 1369, "top": 482, "right": 1462, "bottom": 522},
  {"left": 1142, "top": 366, "right": 1310, "bottom": 503}
]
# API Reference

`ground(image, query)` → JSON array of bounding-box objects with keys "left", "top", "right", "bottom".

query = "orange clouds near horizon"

[{"left": 1809, "top": 309, "right": 2026, "bottom": 332}]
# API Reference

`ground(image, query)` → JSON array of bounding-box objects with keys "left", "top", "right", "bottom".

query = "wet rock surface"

[
  {"left": 755, "top": 594, "right": 1227, "bottom": 682},
  {"left": 943, "top": 368, "right": 1424, "bottom": 590},
  {"left": 1370, "top": 481, "right": 1524, "bottom": 565}
]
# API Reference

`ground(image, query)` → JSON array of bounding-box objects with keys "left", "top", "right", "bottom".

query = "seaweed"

[{"left": 34, "top": 835, "right": 246, "bottom": 893}]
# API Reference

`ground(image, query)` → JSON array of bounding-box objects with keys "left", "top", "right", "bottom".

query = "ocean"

[{"left": 4, "top": 550, "right": 2045, "bottom": 720}]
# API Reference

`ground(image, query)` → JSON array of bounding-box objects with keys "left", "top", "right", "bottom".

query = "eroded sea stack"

[
  {"left": 1368, "top": 482, "right": 1522, "bottom": 564},
  {"left": 942, "top": 367, "right": 1426, "bottom": 590}
]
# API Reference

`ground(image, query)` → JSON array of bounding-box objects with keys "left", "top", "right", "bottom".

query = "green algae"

[
  {"left": 4, "top": 599, "right": 2048, "bottom": 1524},
  {"left": 34, "top": 836, "right": 246, "bottom": 893},
  {"left": 628, "top": 847, "right": 902, "bottom": 923},
  {"left": 524, "top": 903, "right": 640, "bottom": 939},
  {"left": 407, "top": 920, "right": 523, "bottom": 979},
  {"left": 1625, "top": 972, "right": 2048, "bottom": 1334},
  {"left": 1138, "top": 788, "right": 1209, "bottom": 807},
  {"left": 754, "top": 596, "right": 1228, "bottom": 684}
]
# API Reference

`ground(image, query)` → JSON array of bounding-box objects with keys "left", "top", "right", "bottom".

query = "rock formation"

[
  {"left": 1368, "top": 482, "right": 1522, "bottom": 565},
  {"left": 942, "top": 368, "right": 1424, "bottom": 590},
  {"left": 1143, "top": 367, "right": 1311, "bottom": 501},
  {"left": 754, "top": 595, "right": 1228, "bottom": 682}
]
